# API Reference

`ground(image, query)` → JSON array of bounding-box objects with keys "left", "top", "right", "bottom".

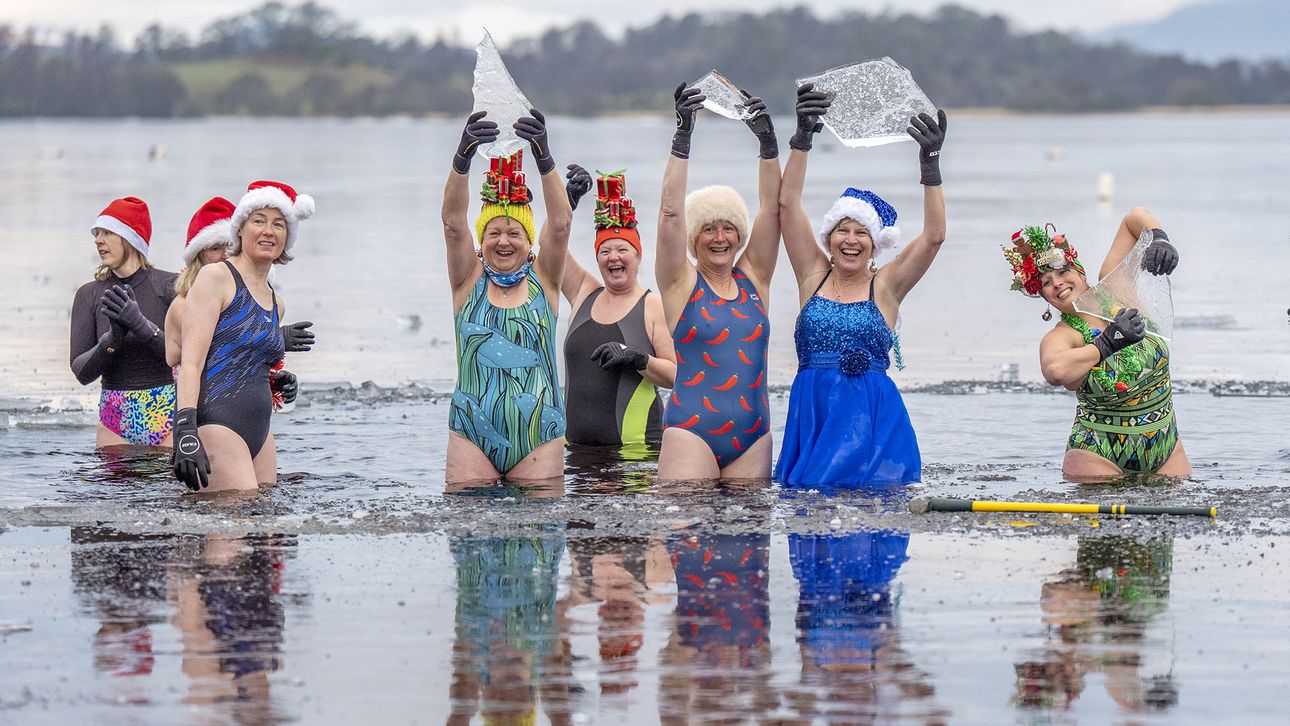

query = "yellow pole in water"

[{"left": 909, "top": 497, "right": 1216, "bottom": 517}]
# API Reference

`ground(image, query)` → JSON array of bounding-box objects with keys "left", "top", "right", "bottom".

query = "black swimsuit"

[
  {"left": 197, "top": 262, "right": 285, "bottom": 457},
  {"left": 563, "top": 289, "right": 663, "bottom": 446}
]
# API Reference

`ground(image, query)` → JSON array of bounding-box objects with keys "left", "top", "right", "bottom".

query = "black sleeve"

[{"left": 69, "top": 282, "right": 116, "bottom": 385}]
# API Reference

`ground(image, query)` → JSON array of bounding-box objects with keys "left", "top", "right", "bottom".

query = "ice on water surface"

[
  {"left": 1075, "top": 227, "right": 1175, "bottom": 340},
  {"left": 693, "top": 70, "right": 754, "bottom": 121},
  {"left": 471, "top": 29, "right": 533, "bottom": 159},
  {"left": 797, "top": 57, "right": 936, "bottom": 148}
]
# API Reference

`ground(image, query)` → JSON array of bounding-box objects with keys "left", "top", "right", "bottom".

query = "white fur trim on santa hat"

[
  {"left": 817, "top": 198, "right": 900, "bottom": 258},
  {"left": 182, "top": 219, "right": 232, "bottom": 265},
  {"left": 229, "top": 186, "right": 316, "bottom": 256},
  {"left": 685, "top": 185, "right": 750, "bottom": 259},
  {"left": 92, "top": 215, "right": 149, "bottom": 258}
]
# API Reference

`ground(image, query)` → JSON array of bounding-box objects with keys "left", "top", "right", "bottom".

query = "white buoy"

[
  {"left": 1097, "top": 172, "right": 1114, "bottom": 202},
  {"left": 148, "top": 145, "right": 166, "bottom": 161}
]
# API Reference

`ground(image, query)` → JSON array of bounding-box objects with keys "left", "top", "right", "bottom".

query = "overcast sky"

[{"left": 6, "top": 0, "right": 1217, "bottom": 44}]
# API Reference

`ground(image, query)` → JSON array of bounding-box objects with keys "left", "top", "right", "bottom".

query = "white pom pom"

[{"left": 293, "top": 193, "right": 315, "bottom": 220}]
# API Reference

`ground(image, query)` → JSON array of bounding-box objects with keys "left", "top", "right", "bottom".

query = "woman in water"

[
  {"left": 775, "top": 84, "right": 949, "bottom": 489},
  {"left": 171, "top": 181, "right": 314, "bottom": 491},
  {"left": 1004, "top": 209, "right": 1188, "bottom": 481},
  {"left": 655, "top": 83, "right": 782, "bottom": 482},
  {"left": 70, "top": 196, "right": 178, "bottom": 449},
  {"left": 560, "top": 165, "right": 675, "bottom": 448},
  {"left": 441, "top": 109, "right": 572, "bottom": 483}
]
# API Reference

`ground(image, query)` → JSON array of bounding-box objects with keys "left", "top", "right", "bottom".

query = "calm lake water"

[{"left": 1, "top": 114, "right": 1288, "bottom": 723}]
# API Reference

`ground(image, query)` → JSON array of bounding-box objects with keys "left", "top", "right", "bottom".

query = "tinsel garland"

[{"left": 1061, "top": 312, "right": 1145, "bottom": 392}]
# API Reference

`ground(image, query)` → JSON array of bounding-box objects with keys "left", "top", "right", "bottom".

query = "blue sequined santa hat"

[{"left": 817, "top": 187, "right": 900, "bottom": 256}]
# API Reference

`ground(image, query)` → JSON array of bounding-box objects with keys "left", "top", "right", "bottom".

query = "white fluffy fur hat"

[
  {"left": 229, "top": 180, "right": 315, "bottom": 257},
  {"left": 685, "top": 185, "right": 750, "bottom": 258}
]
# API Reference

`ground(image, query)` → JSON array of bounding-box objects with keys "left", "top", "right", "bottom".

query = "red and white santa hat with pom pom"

[
  {"left": 183, "top": 196, "right": 236, "bottom": 265},
  {"left": 229, "top": 180, "right": 315, "bottom": 256}
]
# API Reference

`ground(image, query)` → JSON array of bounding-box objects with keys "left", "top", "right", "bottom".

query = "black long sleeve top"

[{"left": 69, "top": 267, "right": 178, "bottom": 390}]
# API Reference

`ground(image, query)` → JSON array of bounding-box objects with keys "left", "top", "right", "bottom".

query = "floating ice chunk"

[
  {"left": 796, "top": 57, "right": 937, "bottom": 148},
  {"left": 693, "top": 70, "right": 753, "bottom": 120},
  {"left": 471, "top": 29, "right": 533, "bottom": 159},
  {"left": 1075, "top": 227, "right": 1174, "bottom": 340}
]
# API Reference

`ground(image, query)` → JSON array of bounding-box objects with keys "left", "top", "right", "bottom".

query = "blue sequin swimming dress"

[{"left": 774, "top": 272, "right": 920, "bottom": 490}]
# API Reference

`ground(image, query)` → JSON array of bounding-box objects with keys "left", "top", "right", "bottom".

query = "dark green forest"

[{"left": 2, "top": 1, "right": 1288, "bottom": 117}]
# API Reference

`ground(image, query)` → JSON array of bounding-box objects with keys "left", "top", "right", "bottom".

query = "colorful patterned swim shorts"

[{"left": 99, "top": 384, "right": 176, "bottom": 446}]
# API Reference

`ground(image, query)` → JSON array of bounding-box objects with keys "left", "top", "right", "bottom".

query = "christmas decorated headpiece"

[
  {"left": 593, "top": 169, "right": 640, "bottom": 253},
  {"left": 1002, "top": 223, "right": 1086, "bottom": 297},
  {"left": 817, "top": 187, "right": 900, "bottom": 256},
  {"left": 475, "top": 150, "right": 536, "bottom": 245}
]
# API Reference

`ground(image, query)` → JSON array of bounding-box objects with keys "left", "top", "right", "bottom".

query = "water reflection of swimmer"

[
  {"left": 70, "top": 527, "right": 173, "bottom": 689},
  {"left": 171, "top": 533, "right": 294, "bottom": 722},
  {"left": 563, "top": 442, "right": 659, "bottom": 494},
  {"left": 1013, "top": 535, "right": 1178, "bottom": 714},
  {"left": 448, "top": 530, "right": 572, "bottom": 725},
  {"left": 784, "top": 530, "right": 949, "bottom": 724},
  {"left": 658, "top": 531, "right": 777, "bottom": 723}
]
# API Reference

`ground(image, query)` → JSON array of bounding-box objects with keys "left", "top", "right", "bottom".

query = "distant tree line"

[{"left": 2, "top": 1, "right": 1288, "bottom": 118}]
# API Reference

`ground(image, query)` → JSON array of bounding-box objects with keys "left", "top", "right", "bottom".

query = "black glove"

[
  {"left": 1141, "top": 228, "right": 1178, "bottom": 276},
  {"left": 99, "top": 298, "right": 128, "bottom": 345},
  {"left": 671, "top": 83, "right": 705, "bottom": 159},
  {"left": 172, "top": 407, "right": 210, "bottom": 491},
  {"left": 1092, "top": 308, "right": 1146, "bottom": 362},
  {"left": 281, "top": 320, "right": 315, "bottom": 352},
  {"left": 271, "top": 369, "right": 298, "bottom": 405},
  {"left": 101, "top": 284, "right": 154, "bottom": 338},
  {"left": 908, "top": 109, "right": 948, "bottom": 186},
  {"left": 452, "top": 111, "right": 500, "bottom": 174},
  {"left": 738, "top": 90, "right": 777, "bottom": 159},
  {"left": 565, "top": 164, "right": 593, "bottom": 211},
  {"left": 514, "top": 108, "right": 554, "bottom": 175},
  {"left": 789, "top": 82, "right": 831, "bottom": 152},
  {"left": 591, "top": 342, "right": 649, "bottom": 371}
]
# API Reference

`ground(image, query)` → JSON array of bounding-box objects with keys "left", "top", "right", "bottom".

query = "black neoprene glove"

[
  {"left": 99, "top": 298, "right": 128, "bottom": 345},
  {"left": 908, "top": 109, "right": 949, "bottom": 186},
  {"left": 172, "top": 407, "right": 210, "bottom": 491},
  {"left": 565, "top": 164, "right": 593, "bottom": 211},
  {"left": 271, "top": 369, "right": 298, "bottom": 405},
  {"left": 281, "top": 320, "right": 315, "bottom": 352},
  {"left": 102, "top": 285, "right": 156, "bottom": 339},
  {"left": 739, "top": 90, "right": 778, "bottom": 160},
  {"left": 1141, "top": 228, "right": 1178, "bottom": 276},
  {"left": 452, "top": 111, "right": 500, "bottom": 174},
  {"left": 1092, "top": 308, "right": 1146, "bottom": 362},
  {"left": 671, "top": 83, "right": 705, "bottom": 159},
  {"left": 789, "top": 82, "right": 831, "bottom": 152},
  {"left": 592, "top": 342, "right": 649, "bottom": 372},
  {"left": 514, "top": 109, "right": 555, "bottom": 175}
]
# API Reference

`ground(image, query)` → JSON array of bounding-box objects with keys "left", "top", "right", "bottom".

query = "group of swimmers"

[{"left": 71, "top": 81, "right": 1189, "bottom": 492}]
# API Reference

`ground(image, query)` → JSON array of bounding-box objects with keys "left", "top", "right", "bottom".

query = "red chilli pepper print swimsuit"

[{"left": 663, "top": 268, "right": 770, "bottom": 467}]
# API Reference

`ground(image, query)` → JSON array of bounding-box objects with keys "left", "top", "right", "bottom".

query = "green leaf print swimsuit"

[{"left": 450, "top": 274, "right": 566, "bottom": 473}]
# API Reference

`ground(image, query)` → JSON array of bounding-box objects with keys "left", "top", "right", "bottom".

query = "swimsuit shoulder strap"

[
  {"left": 811, "top": 269, "right": 833, "bottom": 297},
  {"left": 223, "top": 260, "right": 247, "bottom": 290},
  {"left": 868, "top": 274, "right": 876, "bottom": 301},
  {"left": 570, "top": 287, "right": 604, "bottom": 329}
]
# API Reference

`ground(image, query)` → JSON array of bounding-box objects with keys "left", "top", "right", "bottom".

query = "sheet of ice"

[
  {"left": 796, "top": 57, "right": 936, "bottom": 148},
  {"left": 693, "top": 70, "right": 753, "bottom": 121},
  {"left": 1075, "top": 227, "right": 1174, "bottom": 340},
  {"left": 471, "top": 29, "right": 533, "bottom": 159}
]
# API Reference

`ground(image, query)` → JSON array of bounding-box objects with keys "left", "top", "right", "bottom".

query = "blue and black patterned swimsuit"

[{"left": 197, "top": 261, "right": 285, "bottom": 457}]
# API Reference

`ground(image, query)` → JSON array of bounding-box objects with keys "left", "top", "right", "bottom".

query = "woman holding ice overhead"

[
  {"left": 441, "top": 109, "right": 572, "bottom": 484},
  {"left": 775, "top": 84, "right": 948, "bottom": 490},
  {"left": 655, "top": 82, "right": 782, "bottom": 482}
]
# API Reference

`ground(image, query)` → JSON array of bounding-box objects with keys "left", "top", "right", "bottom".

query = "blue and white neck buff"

[{"left": 481, "top": 255, "right": 533, "bottom": 288}]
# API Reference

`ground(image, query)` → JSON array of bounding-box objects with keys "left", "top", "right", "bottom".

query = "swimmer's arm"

[
  {"left": 780, "top": 149, "right": 830, "bottom": 304},
  {"left": 1040, "top": 326, "right": 1102, "bottom": 390},
  {"left": 69, "top": 284, "right": 114, "bottom": 385},
  {"left": 1099, "top": 206, "right": 1163, "bottom": 280},
  {"left": 737, "top": 155, "right": 783, "bottom": 297},
  {"left": 642, "top": 292, "right": 677, "bottom": 389},
  {"left": 656, "top": 154, "right": 696, "bottom": 322},
  {"left": 559, "top": 234, "right": 596, "bottom": 305},
  {"left": 534, "top": 166, "right": 572, "bottom": 309},
  {"left": 176, "top": 265, "right": 228, "bottom": 410},
  {"left": 441, "top": 165, "right": 480, "bottom": 294},
  {"left": 880, "top": 183, "right": 946, "bottom": 302},
  {"left": 164, "top": 298, "right": 183, "bottom": 369}
]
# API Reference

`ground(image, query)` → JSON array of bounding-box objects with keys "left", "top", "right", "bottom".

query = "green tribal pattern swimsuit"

[
  {"left": 1067, "top": 334, "right": 1178, "bottom": 473},
  {"left": 451, "top": 275, "right": 566, "bottom": 473}
]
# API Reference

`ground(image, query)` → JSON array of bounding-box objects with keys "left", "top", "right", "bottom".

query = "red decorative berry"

[{"left": 1114, "top": 381, "right": 1129, "bottom": 392}]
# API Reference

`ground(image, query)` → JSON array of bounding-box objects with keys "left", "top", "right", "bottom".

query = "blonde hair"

[
  {"left": 93, "top": 244, "right": 150, "bottom": 281},
  {"left": 174, "top": 258, "right": 204, "bottom": 296}
]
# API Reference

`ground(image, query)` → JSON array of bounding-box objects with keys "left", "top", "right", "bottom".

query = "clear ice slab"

[
  {"left": 1075, "top": 227, "right": 1175, "bottom": 340},
  {"left": 797, "top": 57, "right": 937, "bottom": 148},
  {"left": 471, "top": 29, "right": 533, "bottom": 159}
]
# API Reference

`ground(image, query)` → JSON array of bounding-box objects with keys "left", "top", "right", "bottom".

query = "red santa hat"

[
  {"left": 91, "top": 196, "right": 152, "bottom": 257},
  {"left": 229, "top": 180, "right": 315, "bottom": 256},
  {"left": 183, "top": 197, "right": 236, "bottom": 265}
]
